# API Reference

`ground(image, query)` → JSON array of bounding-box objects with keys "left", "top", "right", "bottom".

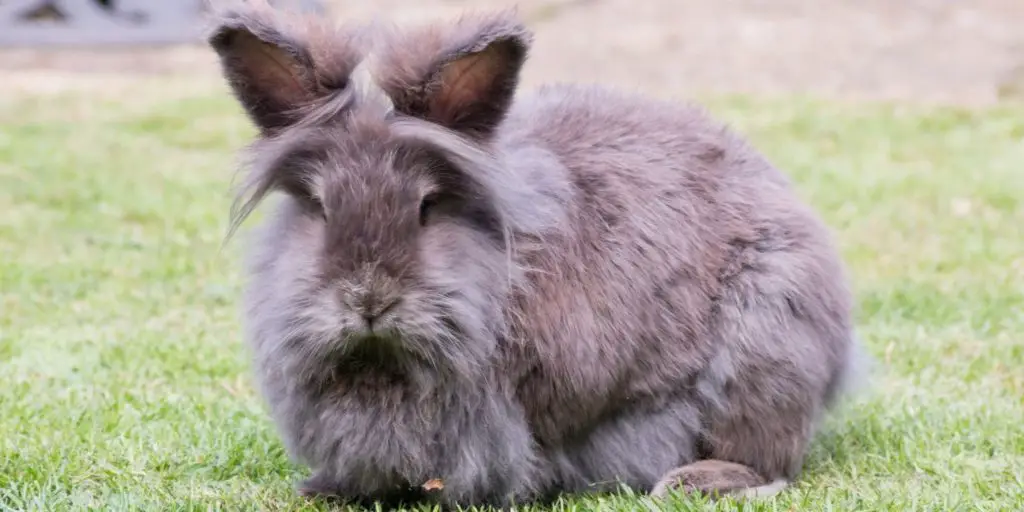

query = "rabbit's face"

[
  {"left": 255, "top": 114, "right": 510, "bottom": 377},
  {"left": 209, "top": 2, "right": 531, "bottom": 377}
]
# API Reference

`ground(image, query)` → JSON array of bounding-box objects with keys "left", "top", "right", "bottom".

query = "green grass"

[{"left": 1, "top": 80, "right": 1022, "bottom": 511}]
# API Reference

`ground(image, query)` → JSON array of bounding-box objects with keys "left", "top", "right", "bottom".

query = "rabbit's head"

[{"left": 209, "top": 4, "right": 533, "bottom": 380}]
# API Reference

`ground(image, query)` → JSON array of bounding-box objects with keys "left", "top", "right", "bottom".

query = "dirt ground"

[{"left": 2, "top": 0, "right": 1024, "bottom": 105}]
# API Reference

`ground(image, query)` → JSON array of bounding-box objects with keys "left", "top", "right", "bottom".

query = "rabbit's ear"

[
  {"left": 383, "top": 12, "right": 532, "bottom": 140},
  {"left": 207, "top": 2, "right": 357, "bottom": 134}
]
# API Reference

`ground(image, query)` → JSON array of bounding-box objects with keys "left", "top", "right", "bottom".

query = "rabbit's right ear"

[
  {"left": 207, "top": 2, "right": 358, "bottom": 134},
  {"left": 376, "top": 11, "right": 532, "bottom": 141}
]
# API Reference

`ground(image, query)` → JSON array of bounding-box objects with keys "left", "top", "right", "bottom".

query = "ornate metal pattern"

[{"left": 0, "top": 0, "right": 324, "bottom": 46}]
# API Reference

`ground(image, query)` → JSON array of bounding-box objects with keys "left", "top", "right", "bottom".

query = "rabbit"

[{"left": 207, "top": 2, "right": 865, "bottom": 509}]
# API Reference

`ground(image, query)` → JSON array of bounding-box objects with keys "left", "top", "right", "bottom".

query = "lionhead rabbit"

[{"left": 208, "top": 2, "right": 863, "bottom": 508}]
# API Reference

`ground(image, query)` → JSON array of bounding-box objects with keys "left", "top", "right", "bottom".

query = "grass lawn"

[{"left": 1, "top": 79, "right": 1022, "bottom": 511}]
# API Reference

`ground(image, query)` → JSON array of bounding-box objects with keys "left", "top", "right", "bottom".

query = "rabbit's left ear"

[{"left": 380, "top": 12, "right": 532, "bottom": 140}]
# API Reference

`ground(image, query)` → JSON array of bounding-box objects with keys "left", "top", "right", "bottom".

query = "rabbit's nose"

[{"left": 356, "top": 296, "right": 400, "bottom": 330}]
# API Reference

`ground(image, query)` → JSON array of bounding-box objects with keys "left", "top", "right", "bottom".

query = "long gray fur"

[{"left": 206, "top": 3, "right": 865, "bottom": 508}]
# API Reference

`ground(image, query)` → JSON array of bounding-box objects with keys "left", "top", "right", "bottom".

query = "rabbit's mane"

[{"left": 227, "top": 71, "right": 570, "bottom": 248}]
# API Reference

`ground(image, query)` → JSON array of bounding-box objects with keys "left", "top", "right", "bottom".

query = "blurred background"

[{"left": 2, "top": 0, "right": 1024, "bottom": 105}]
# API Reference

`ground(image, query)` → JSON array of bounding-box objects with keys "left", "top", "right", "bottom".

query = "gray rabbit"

[{"left": 208, "top": 2, "right": 865, "bottom": 508}]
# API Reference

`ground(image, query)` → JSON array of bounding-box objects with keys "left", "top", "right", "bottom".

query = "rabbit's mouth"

[
  {"left": 335, "top": 331, "right": 425, "bottom": 371},
  {"left": 342, "top": 327, "right": 442, "bottom": 365},
  {"left": 323, "top": 303, "right": 495, "bottom": 383},
  {"left": 342, "top": 328, "right": 404, "bottom": 354}
]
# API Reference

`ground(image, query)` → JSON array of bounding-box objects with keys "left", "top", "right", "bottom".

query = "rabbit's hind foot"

[{"left": 650, "top": 459, "right": 788, "bottom": 500}]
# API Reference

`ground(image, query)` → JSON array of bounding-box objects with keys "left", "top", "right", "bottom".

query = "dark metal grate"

[{"left": 0, "top": 0, "right": 324, "bottom": 47}]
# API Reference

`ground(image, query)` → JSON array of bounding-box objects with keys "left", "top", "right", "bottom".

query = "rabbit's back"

[{"left": 496, "top": 84, "right": 854, "bottom": 481}]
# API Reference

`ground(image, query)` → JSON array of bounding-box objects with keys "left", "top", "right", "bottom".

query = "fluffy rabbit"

[{"left": 208, "top": 2, "right": 863, "bottom": 508}]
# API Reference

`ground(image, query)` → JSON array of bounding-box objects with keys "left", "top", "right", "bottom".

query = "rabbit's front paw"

[
  {"left": 297, "top": 471, "right": 345, "bottom": 500},
  {"left": 299, "top": 472, "right": 428, "bottom": 509}
]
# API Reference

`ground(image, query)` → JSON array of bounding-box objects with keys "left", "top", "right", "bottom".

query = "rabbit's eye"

[
  {"left": 419, "top": 193, "right": 440, "bottom": 226},
  {"left": 308, "top": 197, "right": 327, "bottom": 221}
]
